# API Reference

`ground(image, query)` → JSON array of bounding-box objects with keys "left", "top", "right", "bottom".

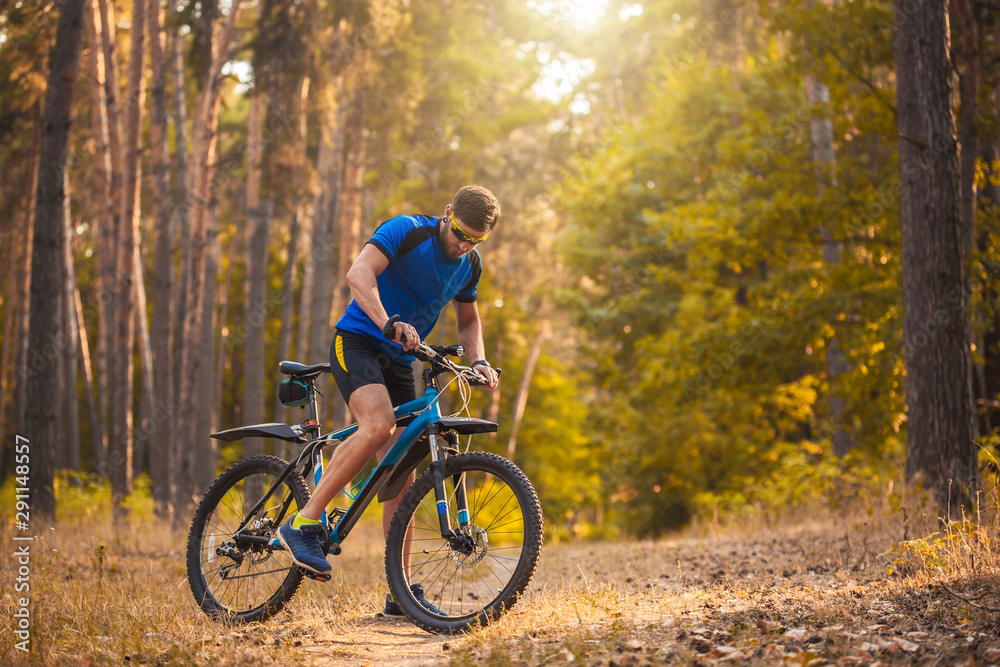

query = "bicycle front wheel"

[
  {"left": 186, "top": 455, "right": 310, "bottom": 623},
  {"left": 385, "top": 452, "right": 543, "bottom": 634}
]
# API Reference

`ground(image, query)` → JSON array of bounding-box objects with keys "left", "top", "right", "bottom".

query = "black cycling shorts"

[{"left": 329, "top": 329, "right": 416, "bottom": 409}]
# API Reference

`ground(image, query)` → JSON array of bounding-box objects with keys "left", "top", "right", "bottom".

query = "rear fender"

[{"left": 210, "top": 423, "right": 305, "bottom": 443}]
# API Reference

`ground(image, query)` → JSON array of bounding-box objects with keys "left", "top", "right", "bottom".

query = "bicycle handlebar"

[{"left": 382, "top": 314, "right": 501, "bottom": 384}]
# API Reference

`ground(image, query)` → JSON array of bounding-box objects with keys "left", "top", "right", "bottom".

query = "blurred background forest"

[{"left": 1, "top": 0, "right": 999, "bottom": 538}]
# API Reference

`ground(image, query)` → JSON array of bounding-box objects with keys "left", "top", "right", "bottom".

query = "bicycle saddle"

[{"left": 278, "top": 360, "right": 331, "bottom": 378}]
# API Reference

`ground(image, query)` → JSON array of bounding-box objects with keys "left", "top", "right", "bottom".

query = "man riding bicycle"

[{"left": 278, "top": 185, "right": 501, "bottom": 615}]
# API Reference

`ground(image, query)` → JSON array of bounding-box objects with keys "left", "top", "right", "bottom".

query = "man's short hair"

[{"left": 452, "top": 185, "right": 501, "bottom": 234}]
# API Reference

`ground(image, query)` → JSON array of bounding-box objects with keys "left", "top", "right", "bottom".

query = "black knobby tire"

[
  {"left": 186, "top": 455, "right": 310, "bottom": 623},
  {"left": 385, "top": 452, "right": 543, "bottom": 634}
]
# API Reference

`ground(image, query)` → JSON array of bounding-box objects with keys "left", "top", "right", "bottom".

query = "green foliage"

[{"left": 556, "top": 0, "right": 910, "bottom": 535}]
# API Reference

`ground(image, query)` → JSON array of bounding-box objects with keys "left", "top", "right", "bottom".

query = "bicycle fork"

[{"left": 427, "top": 427, "right": 474, "bottom": 553}]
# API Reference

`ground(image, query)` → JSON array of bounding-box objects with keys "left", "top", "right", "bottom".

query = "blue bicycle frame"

[{"left": 212, "top": 357, "right": 498, "bottom": 561}]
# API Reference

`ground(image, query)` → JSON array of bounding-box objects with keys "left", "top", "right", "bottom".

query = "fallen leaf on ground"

[
  {"left": 554, "top": 647, "right": 574, "bottom": 662},
  {"left": 892, "top": 638, "right": 920, "bottom": 653},
  {"left": 757, "top": 620, "right": 780, "bottom": 633},
  {"left": 875, "top": 638, "right": 898, "bottom": 652},
  {"left": 784, "top": 628, "right": 807, "bottom": 641}
]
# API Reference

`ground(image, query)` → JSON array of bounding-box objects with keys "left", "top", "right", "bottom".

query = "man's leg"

[
  {"left": 298, "top": 383, "right": 397, "bottom": 520},
  {"left": 278, "top": 383, "right": 396, "bottom": 574}
]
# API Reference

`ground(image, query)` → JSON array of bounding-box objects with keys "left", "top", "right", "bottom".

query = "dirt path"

[{"left": 295, "top": 616, "right": 449, "bottom": 666}]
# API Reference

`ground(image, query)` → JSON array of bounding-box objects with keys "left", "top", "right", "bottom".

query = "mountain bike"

[{"left": 185, "top": 317, "right": 544, "bottom": 634}]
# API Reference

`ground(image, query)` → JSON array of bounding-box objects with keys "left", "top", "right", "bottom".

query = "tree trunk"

[
  {"left": 169, "top": 0, "right": 192, "bottom": 453},
  {"left": 109, "top": 0, "right": 146, "bottom": 514},
  {"left": 26, "top": 0, "right": 86, "bottom": 520},
  {"left": 506, "top": 320, "right": 548, "bottom": 461},
  {"left": 953, "top": 0, "right": 986, "bottom": 433},
  {"left": 132, "top": 243, "right": 155, "bottom": 476},
  {"left": 308, "top": 79, "right": 347, "bottom": 372},
  {"left": 73, "top": 264, "right": 102, "bottom": 475},
  {"left": 0, "top": 236, "right": 16, "bottom": 449},
  {"left": 0, "top": 108, "right": 42, "bottom": 454},
  {"left": 954, "top": 0, "right": 979, "bottom": 255},
  {"left": 148, "top": 0, "right": 173, "bottom": 518},
  {"left": 14, "top": 105, "right": 40, "bottom": 457},
  {"left": 61, "top": 205, "right": 81, "bottom": 473},
  {"left": 243, "top": 87, "right": 267, "bottom": 458},
  {"left": 96, "top": 0, "right": 123, "bottom": 462},
  {"left": 175, "top": 0, "right": 242, "bottom": 524},
  {"left": 329, "top": 80, "right": 364, "bottom": 430},
  {"left": 54, "top": 267, "right": 65, "bottom": 471},
  {"left": 83, "top": 0, "right": 112, "bottom": 473},
  {"left": 198, "top": 214, "right": 220, "bottom": 492},
  {"left": 894, "top": 0, "right": 979, "bottom": 516},
  {"left": 804, "top": 73, "right": 853, "bottom": 457},
  {"left": 214, "top": 222, "right": 243, "bottom": 437},
  {"left": 273, "top": 75, "right": 310, "bottom": 454},
  {"left": 295, "top": 136, "right": 330, "bottom": 368},
  {"left": 978, "top": 87, "right": 1000, "bottom": 431},
  {"left": 333, "top": 82, "right": 366, "bottom": 328}
]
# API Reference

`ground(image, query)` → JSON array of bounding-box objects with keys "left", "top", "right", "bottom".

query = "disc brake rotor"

[{"left": 451, "top": 525, "right": 489, "bottom": 566}]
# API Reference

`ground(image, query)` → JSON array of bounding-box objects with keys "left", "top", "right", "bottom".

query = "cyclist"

[{"left": 278, "top": 184, "right": 501, "bottom": 616}]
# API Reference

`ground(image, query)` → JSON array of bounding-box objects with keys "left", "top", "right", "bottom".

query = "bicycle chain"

[{"left": 219, "top": 564, "right": 292, "bottom": 580}]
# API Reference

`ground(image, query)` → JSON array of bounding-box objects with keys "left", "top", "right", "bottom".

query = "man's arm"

[
  {"left": 453, "top": 300, "right": 499, "bottom": 389},
  {"left": 345, "top": 244, "right": 419, "bottom": 350}
]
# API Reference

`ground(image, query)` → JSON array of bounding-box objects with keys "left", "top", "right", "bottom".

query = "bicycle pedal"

[{"left": 301, "top": 568, "right": 332, "bottom": 582}]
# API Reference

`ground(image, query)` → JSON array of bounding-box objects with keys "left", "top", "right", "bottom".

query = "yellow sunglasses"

[{"left": 450, "top": 211, "right": 490, "bottom": 245}]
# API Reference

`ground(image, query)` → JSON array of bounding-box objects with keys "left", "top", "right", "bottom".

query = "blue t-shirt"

[{"left": 335, "top": 215, "right": 482, "bottom": 364}]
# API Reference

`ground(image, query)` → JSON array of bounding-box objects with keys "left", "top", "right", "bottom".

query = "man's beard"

[{"left": 439, "top": 225, "right": 469, "bottom": 257}]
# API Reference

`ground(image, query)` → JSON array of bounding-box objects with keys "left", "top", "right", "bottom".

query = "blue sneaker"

[
  {"left": 382, "top": 583, "right": 445, "bottom": 617},
  {"left": 277, "top": 515, "right": 331, "bottom": 575}
]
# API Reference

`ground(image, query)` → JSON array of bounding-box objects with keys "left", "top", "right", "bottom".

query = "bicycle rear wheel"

[
  {"left": 385, "top": 452, "right": 543, "bottom": 634},
  {"left": 186, "top": 455, "right": 310, "bottom": 622}
]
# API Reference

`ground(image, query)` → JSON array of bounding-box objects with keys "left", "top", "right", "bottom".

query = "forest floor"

[{"left": 2, "top": 505, "right": 999, "bottom": 666}]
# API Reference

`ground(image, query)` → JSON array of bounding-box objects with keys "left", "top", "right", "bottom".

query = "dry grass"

[{"left": 1, "top": 480, "right": 998, "bottom": 666}]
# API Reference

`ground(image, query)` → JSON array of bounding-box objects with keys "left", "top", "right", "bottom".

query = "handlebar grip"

[
  {"left": 469, "top": 367, "right": 502, "bottom": 386},
  {"left": 382, "top": 315, "right": 403, "bottom": 342}
]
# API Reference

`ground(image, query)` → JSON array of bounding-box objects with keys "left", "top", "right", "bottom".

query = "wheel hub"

[{"left": 450, "top": 525, "right": 488, "bottom": 566}]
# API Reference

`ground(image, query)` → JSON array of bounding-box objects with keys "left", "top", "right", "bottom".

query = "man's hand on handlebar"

[
  {"left": 383, "top": 316, "right": 419, "bottom": 352},
  {"left": 474, "top": 364, "right": 500, "bottom": 390}
]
